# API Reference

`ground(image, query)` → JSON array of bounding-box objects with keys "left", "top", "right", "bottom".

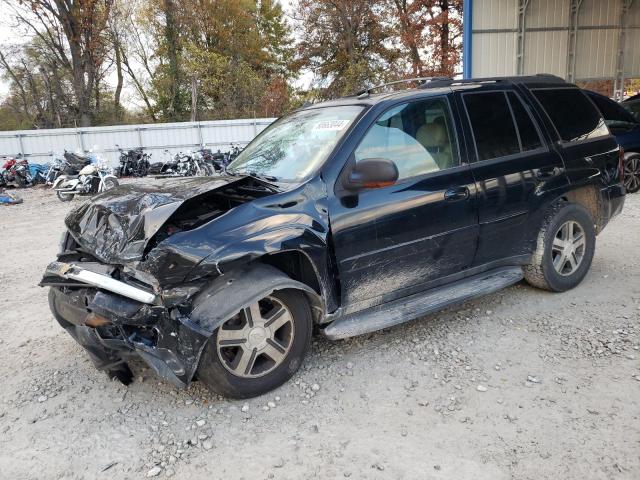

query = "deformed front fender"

[{"left": 189, "top": 263, "right": 324, "bottom": 335}]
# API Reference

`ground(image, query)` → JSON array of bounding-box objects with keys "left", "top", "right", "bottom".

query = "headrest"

[{"left": 416, "top": 121, "right": 448, "bottom": 148}]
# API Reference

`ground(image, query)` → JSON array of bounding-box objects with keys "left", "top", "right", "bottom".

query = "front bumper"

[
  {"left": 44, "top": 261, "right": 157, "bottom": 304},
  {"left": 45, "top": 275, "right": 209, "bottom": 388}
]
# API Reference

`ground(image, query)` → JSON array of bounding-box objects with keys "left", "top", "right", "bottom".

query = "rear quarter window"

[{"left": 532, "top": 88, "right": 609, "bottom": 142}]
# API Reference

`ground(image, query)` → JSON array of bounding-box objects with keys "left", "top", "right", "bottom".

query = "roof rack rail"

[
  {"left": 418, "top": 73, "right": 567, "bottom": 89},
  {"left": 354, "top": 77, "right": 453, "bottom": 98}
]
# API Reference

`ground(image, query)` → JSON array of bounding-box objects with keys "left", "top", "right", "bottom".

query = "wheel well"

[
  {"left": 561, "top": 185, "right": 604, "bottom": 233},
  {"left": 262, "top": 251, "right": 322, "bottom": 296}
]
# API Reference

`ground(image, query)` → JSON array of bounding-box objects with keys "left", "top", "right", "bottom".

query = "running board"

[{"left": 322, "top": 266, "right": 523, "bottom": 340}]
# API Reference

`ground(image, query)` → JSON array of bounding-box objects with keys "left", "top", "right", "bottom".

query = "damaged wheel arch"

[{"left": 189, "top": 262, "right": 325, "bottom": 335}]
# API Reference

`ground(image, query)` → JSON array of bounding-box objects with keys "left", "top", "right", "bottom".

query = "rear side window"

[
  {"left": 464, "top": 92, "right": 520, "bottom": 161},
  {"left": 532, "top": 88, "right": 609, "bottom": 142},
  {"left": 507, "top": 92, "right": 543, "bottom": 151}
]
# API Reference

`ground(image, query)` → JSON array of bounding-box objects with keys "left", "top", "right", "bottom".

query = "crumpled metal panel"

[{"left": 64, "top": 176, "right": 237, "bottom": 263}]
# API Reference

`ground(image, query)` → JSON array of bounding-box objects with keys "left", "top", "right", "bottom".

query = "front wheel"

[
  {"left": 624, "top": 153, "right": 640, "bottom": 194},
  {"left": 198, "top": 163, "right": 214, "bottom": 176},
  {"left": 524, "top": 202, "right": 596, "bottom": 292},
  {"left": 56, "top": 190, "right": 74, "bottom": 202},
  {"left": 197, "top": 289, "right": 312, "bottom": 399},
  {"left": 101, "top": 177, "right": 119, "bottom": 192}
]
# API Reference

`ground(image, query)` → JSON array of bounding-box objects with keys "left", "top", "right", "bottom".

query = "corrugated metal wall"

[
  {"left": 0, "top": 118, "right": 276, "bottom": 166},
  {"left": 470, "top": 0, "right": 640, "bottom": 82},
  {"left": 524, "top": 0, "right": 570, "bottom": 76},
  {"left": 625, "top": 2, "right": 640, "bottom": 76},
  {"left": 472, "top": 0, "right": 518, "bottom": 76}
]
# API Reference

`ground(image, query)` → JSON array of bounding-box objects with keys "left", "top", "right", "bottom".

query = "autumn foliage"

[{"left": 0, "top": 0, "right": 464, "bottom": 129}]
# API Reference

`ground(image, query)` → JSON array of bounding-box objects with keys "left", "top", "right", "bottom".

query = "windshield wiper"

[{"left": 248, "top": 171, "right": 278, "bottom": 182}]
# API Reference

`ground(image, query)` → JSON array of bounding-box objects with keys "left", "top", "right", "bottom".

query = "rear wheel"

[
  {"left": 197, "top": 289, "right": 312, "bottom": 399},
  {"left": 624, "top": 153, "right": 640, "bottom": 193},
  {"left": 524, "top": 202, "right": 596, "bottom": 292}
]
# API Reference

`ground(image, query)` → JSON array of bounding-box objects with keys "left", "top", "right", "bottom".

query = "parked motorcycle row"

[
  {"left": 147, "top": 144, "right": 243, "bottom": 177},
  {"left": 0, "top": 143, "right": 243, "bottom": 204}
]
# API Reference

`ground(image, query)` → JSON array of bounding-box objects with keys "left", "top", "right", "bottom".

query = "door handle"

[{"left": 444, "top": 186, "right": 470, "bottom": 201}]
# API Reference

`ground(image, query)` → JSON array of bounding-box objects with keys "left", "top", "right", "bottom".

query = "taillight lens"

[{"left": 619, "top": 147, "right": 625, "bottom": 184}]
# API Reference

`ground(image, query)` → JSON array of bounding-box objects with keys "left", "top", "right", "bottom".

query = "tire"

[
  {"left": 201, "top": 163, "right": 215, "bottom": 176},
  {"left": 624, "top": 153, "right": 640, "bottom": 194},
  {"left": 524, "top": 202, "right": 596, "bottom": 292},
  {"left": 102, "top": 177, "right": 119, "bottom": 191},
  {"left": 56, "top": 191, "right": 74, "bottom": 202},
  {"left": 197, "top": 289, "right": 312, "bottom": 399}
]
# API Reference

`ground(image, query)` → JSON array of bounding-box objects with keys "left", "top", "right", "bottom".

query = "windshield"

[{"left": 227, "top": 105, "right": 364, "bottom": 182}]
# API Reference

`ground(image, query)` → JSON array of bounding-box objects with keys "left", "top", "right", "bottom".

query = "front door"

[{"left": 328, "top": 96, "right": 479, "bottom": 311}]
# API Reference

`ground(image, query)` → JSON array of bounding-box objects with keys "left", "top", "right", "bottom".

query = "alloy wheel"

[
  {"left": 216, "top": 296, "right": 295, "bottom": 378},
  {"left": 551, "top": 220, "right": 586, "bottom": 276},
  {"left": 624, "top": 156, "right": 640, "bottom": 193}
]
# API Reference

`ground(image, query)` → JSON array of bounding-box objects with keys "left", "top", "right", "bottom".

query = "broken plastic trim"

[{"left": 45, "top": 261, "right": 156, "bottom": 304}]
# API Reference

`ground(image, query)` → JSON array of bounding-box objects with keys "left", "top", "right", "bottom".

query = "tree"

[
  {"left": 391, "top": 0, "right": 428, "bottom": 76},
  {"left": 390, "top": 0, "right": 463, "bottom": 78},
  {"left": 141, "top": 0, "right": 297, "bottom": 121},
  {"left": 0, "top": 38, "right": 78, "bottom": 128},
  {"left": 294, "top": 0, "right": 400, "bottom": 99},
  {"left": 425, "top": 0, "right": 463, "bottom": 77},
  {"left": 2, "top": 0, "right": 115, "bottom": 127}
]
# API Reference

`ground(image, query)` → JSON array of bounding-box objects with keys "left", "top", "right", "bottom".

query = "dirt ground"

[{"left": 0, "top": 184, "right": 638, "bottom": 480}]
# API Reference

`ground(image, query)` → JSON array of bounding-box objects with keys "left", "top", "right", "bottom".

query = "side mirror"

[{"left": 342, "top": 158, "right": 399, "bottom": 191}]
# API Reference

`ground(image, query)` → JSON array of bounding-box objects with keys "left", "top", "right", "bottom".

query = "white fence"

[{"left": 0, "top": 118, "right": 276, "bottom": 166}]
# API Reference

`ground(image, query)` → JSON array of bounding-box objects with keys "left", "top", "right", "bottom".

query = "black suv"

[{"left": 41, "top": 75, "right": 625, "bottom": 398}]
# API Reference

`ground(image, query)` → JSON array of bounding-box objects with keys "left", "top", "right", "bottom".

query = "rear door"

[{"left": 456, "top": 89, "right": 567, "bottom": 265}]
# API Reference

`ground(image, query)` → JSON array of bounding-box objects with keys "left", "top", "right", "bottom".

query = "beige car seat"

[{"left": 415, "top": 120, "right": 453, "bottom": 170}]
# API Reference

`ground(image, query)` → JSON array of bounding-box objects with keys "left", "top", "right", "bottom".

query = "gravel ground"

[{"left": 0, "top": 184, "right": 639, "bottom": 480}]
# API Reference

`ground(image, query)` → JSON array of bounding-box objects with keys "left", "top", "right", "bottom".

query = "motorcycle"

[
  {"left": 52, "top": 162, "right": 119, "bottom": 202},
  {"left": 227, "top": 143, "right": 243, "bottom": 162},
  {"left": 116, "top": 145, "right": 150, "bottom": 177},
  {"left": 198, "top": 148, "right": 226, "bottom": 173},
  {"left": 149, "top": 150, "right": 213, "bottom": 177},
  {"left": 188, "top": 150, "right": 215, "bottom": 176},
  {"left": 1, "top": 157, "right": 33, "bottom": 188},
  {"left": 45, "top": 151, "right": 94, "bottom": 185},
  {"left": 149, "top": 149, "right": 179, "bottom": 176}
]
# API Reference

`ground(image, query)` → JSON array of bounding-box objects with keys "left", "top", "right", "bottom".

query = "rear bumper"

[{"left": 48, "top": 286, "right": 209, "bottom": 388}]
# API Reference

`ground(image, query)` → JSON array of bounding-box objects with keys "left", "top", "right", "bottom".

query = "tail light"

[{"left": 619, "top": 147, "right": 625, "bottom": 185}]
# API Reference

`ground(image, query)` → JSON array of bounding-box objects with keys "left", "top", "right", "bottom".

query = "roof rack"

[
  {"left": 418, "top": 73, "right": 567, "bottom": 89},
  {"left": 353, "top": 77, "right": 453, "bottom": 98}
]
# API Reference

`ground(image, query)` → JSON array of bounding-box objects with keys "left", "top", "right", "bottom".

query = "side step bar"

[{"left": 322, "top": 266, "right": 523, "bottom": 340}]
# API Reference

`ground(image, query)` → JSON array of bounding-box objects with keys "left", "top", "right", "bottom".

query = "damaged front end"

[{"left": 41, "top": 176, "right": 283, "bottom": 387}]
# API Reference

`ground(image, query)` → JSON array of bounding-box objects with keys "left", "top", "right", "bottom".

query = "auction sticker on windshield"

[{"left": 313, "top": 119, "right": 351, "bottom": 131}]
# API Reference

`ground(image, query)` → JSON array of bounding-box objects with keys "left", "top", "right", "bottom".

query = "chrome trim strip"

[{"left": 45, "top": 261, "right": 156, "bottom": 304}]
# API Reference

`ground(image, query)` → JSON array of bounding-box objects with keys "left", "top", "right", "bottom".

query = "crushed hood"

[{"left": 65, "top": 176, "right": 241, "bottom": 264}]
